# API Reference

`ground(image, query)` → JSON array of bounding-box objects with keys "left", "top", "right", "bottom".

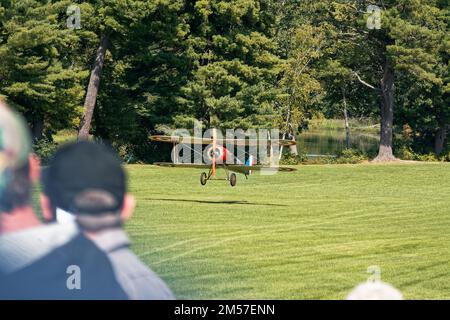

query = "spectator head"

[
  {"left": 0, "top": 101, "right": 39, "bottom": 213},
  {"left": 41, "top": 141, "right": 135, "bottom": 231},
  {"left": 346, "top": 281, "right": 403, "bottom": 300}
]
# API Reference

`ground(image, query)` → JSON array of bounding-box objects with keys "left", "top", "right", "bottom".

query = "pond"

[{"left": 296, "top": 129, "right": 379, "bottom": 157}]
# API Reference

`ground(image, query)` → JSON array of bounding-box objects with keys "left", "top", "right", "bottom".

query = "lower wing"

[
  {"left": 153, "top": 162, "right": 211, "bottom": 169},
  {"left": 153, "top": 162, "right": 296, "bottom": 173},
  {"left": 226, "top": 164, "right": 296, "bottom": 174}
]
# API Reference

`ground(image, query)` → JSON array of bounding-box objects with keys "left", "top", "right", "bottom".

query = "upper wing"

[
  {"left": 151, "top": 135, "right": 210, "bottom": 145},
  {"left": 150, "top": 135, "right": 296, "bottom": 147},
  {"left": 153, "top": 162, "right": 296, "bottom": 173}
]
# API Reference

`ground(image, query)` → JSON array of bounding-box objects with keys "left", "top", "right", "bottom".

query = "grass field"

[{"left": 124, "top": 163, "right": 450, "bottom": 299}]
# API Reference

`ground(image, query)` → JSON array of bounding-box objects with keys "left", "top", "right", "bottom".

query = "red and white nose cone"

[{"left": 205, "top": 145, "right": 228, "bottom": 164}]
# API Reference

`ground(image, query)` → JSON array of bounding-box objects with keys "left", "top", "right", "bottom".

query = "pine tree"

[
  {"left": 388, "top": 0, "right": 449, "bottom": 155},
  {"left": 177, "top": 0, "right": 282, "bottom": 130},
  {"left": 0, "top": 0, "right": 88, "bottom": 140},
  {"left": 77, "top": 0, "right": 155, "bottom": 139}
]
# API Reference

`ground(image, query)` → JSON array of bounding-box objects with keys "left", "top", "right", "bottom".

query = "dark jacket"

[{"left": 0, "top": 233, "right": 128, "bottom": 300}]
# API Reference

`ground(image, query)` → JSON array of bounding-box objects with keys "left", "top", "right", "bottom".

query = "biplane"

[{"left": 150, "top": 130, "right": 296, "bottom": 187}]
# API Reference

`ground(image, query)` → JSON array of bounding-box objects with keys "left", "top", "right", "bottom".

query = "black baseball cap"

[{"left": 43, "top": 141, "right": 126, "bottom": 215}]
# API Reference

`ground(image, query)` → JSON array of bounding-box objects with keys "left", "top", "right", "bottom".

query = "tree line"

[{"left": 0, "top": 0, "right": 448, "bottom": 162}]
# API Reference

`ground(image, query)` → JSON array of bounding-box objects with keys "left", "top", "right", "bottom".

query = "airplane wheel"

[
  {"left": 229, "top": 173, "right": 237, "bottom": 187},
  {"left": 200, "top": 172, "right": 208, "bottom": 186}
]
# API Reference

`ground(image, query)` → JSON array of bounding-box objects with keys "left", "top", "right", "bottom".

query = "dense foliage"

[{"left": 0, "top": 0, "right": 448, "bottom": 162}]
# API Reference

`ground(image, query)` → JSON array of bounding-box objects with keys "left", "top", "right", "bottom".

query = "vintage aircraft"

[{"left": 150, "top": 131, "right": 296, "bottom": 187}]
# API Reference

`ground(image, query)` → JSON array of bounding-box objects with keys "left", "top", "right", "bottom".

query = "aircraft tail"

[{"left": 245, "top": 155, "right": 255, "bottom": 175}]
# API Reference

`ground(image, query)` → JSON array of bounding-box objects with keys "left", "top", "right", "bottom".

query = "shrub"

[
  {"left": 442, "top": 151, "right": 450, "bottom": 162},
  {"left": 280, "top": 149, "right": 367, "bottom": 165},
  {"left": 396, "top": 145, "right": 445, "bottom": 162},
  {"left": 306, "top": 156, "right": 336, "bottom": 165},
  {"left": 396, "top": 146, "right": 416, "bottom": 161},
  {"left": 333, "top": 148, "right": 367, "bottom": 164},
  {"left": 33, "top": 138, "right": 59, "bottom": 165},
  {"left": 114, "top": 144, "right": 139, "bottom": 164},
  {"left": 280, "top": 153, "right": 308, "bottom": 165},
  {"left": 416, "top": 153, "right": 440, "bottom": 162}
]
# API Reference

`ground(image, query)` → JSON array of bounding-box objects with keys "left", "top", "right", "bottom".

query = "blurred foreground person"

[
  {"left": 41, "top": 141, "right": 174, "bottom": 300},
  {"left": 346, "top": 281, "right": 403, "bottom": 300},
  {"left": 0, "top": 101, "right": 127, "bottom": 299},
  {"left": 0, "top": 101, "right": 40, "bottom": 234}
]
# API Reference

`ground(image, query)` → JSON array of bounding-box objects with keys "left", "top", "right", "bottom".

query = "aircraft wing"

[
  {"left": 153, "top": 162, "right": 296, "bottom": 173},
  {"left": 150, "top": 135, "right": 296, "bottom": 147},
  {"left": 153, "top": 162, "right": 212, "bottom": 169},
  {"left": 225, "top": 165, "right": 296, "bottom": 174}
]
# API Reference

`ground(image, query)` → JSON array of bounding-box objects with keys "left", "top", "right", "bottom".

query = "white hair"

[{"left": 346, "top": 281, "right": 403, "bottom": 300}]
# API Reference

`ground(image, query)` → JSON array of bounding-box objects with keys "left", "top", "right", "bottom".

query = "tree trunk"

[
  {"left": 342, "top": 88, "right": 350, "bottom": 149},
  {"left": 289, "top": 133, "right": 298, "bottom": 156},
  {"left": 279, "top": 104, "right": 298, "bottom": 157},
  {"left": 373, "top": 59, "right": 397, "bottom": 162},
  {"left": 31, "top": 116, "right": 44, "bottom": 141},
  {"left": 279, "top": 132, "right": 286, "bottom": 160},
  {"left": 434, "top": 125, "right": 447, "bottom": 155},
  {"left": 78, "top": 34, "right": 109, "bottom": 140},
  {"left": 286, "top": 107, "right": 297, "bottom": 156}
]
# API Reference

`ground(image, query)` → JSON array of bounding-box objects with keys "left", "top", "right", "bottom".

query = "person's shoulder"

[
  {"left": 0, "top": 222, "right": 79, "bottom": 274},
  {"left": 111, "top": 248, "right": 175, "bottom": 300},
  {"left": 3, "top": 229, "right": 130, "bottom": 300},
  {"left": 93, "top": 229, "right": 174, "bottom": 300},
  {"left": 0, "top": 222, "right": 78, "bottom": 245}
]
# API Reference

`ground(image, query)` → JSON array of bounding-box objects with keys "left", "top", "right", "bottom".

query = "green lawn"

[{"left": 124, "top": 163, "right": 450, "bottom": 299}]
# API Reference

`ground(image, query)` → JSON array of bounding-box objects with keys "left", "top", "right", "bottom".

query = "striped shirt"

[
  {"left": 89, "top": 228, "right": 175, "bottom": 300},
  {"left": 0, "top": 223, "right": 174, "bottom": 300}
]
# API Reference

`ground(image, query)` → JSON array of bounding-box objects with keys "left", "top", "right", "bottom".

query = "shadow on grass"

[{"left": 145, "top": 198, "right": 288, "bottom": 207}]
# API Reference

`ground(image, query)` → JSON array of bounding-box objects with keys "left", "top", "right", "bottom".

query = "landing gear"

[
  {"left": 200, "top": 172, "right": 207, "bottom": 185},
  {"left": 200, "top": 168, "right": 237, "bottom": 187},
  {"left": 229, "top": 173, "right": 237, "bottom": 187}
]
